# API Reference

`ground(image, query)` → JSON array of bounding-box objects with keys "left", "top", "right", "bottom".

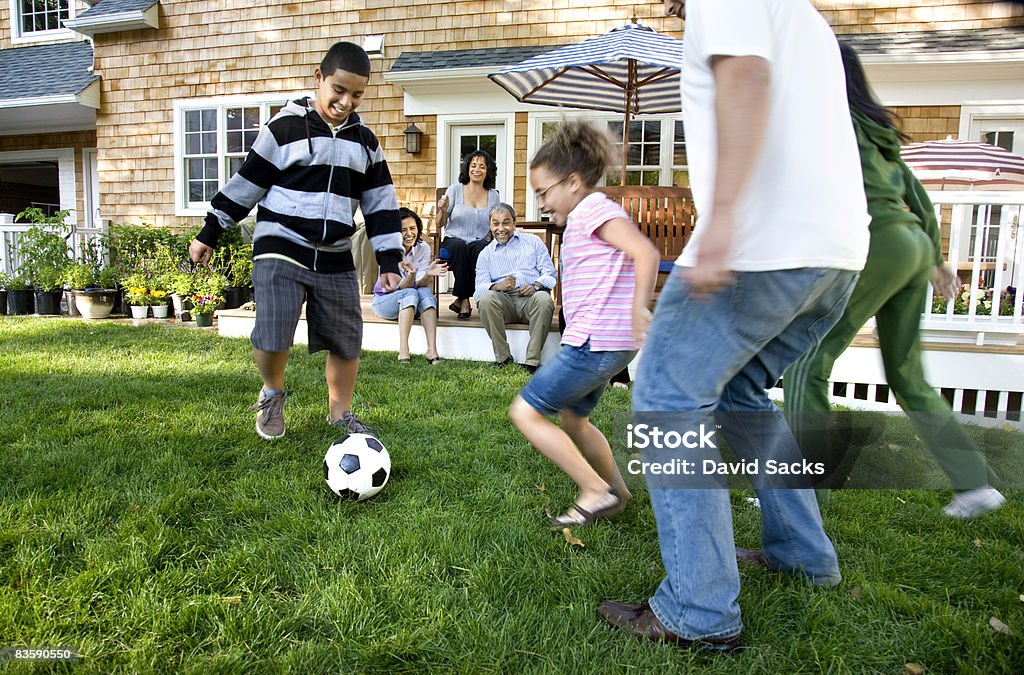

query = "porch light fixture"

[{"left": 404, "top": 123, "right": 423, "bottom": 154}]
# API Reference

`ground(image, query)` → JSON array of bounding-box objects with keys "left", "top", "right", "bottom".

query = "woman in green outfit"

[{"left": 783, "top": 42, "right": 1005, "bottom": 519}]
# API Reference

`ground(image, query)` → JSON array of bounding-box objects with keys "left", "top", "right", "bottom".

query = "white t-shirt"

[{"left": 678, "top": 0, "right": 870, "bottom": 272}]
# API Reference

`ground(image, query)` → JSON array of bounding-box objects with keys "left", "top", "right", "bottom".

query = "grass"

[{"left": 1, "top": 317, "right": 1022, "bottom": 673}]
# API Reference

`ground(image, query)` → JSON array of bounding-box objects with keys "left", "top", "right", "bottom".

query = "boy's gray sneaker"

[
  {"left": 251, "top": 390, "right": 287, "bottom": 440},
  {"left": 327, "top": 410, "right": 374, "bottom": 436}
]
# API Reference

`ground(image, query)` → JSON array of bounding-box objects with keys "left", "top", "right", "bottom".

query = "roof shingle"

[
  {"left": 390, "top": 27, "right": 1024, "bottom": 73},
  {"left": 76, "top": 0, "right": 158, "bottom": 19},
  {"left": 0, "top": 42, "right": 97, "bottom": 102}
]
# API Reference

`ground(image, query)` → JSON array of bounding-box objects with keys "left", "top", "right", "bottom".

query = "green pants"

[{"left": 784, "top": 225, "right": 992, "bottom": 497}]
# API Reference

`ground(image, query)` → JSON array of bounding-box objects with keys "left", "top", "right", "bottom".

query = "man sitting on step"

[{"left": 474, "top": 203, "right": 557, "bottom": 374}]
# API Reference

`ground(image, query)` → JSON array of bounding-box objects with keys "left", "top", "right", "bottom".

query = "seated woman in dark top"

[{"left": 436, "top": 150, "right": 500, "bottom": 319}]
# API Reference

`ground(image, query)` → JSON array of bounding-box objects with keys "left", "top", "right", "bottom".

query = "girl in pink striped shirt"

[{"left": 509, "top": 121, "right": 660, "bottom": 528}]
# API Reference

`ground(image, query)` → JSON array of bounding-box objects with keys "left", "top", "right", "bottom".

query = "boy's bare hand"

[{"left": 189, "top": 239, "right": 213, "bottom": 265}]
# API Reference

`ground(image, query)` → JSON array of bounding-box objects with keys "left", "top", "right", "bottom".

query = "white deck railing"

[
  {"left": 920, "top": 190, "right": 1024, "bottom": 346},
  {"left": 0, "top": 215, "right": 107, "bottom": 276}
]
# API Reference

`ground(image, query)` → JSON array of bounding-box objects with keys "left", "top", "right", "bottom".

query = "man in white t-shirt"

[{"left": 599, "top": 0, "right": 870, "bottom": 651}]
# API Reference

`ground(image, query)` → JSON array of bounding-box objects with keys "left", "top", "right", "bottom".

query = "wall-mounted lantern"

[{"left": 404, "top": 123, "right": 423, "bottom": 154}]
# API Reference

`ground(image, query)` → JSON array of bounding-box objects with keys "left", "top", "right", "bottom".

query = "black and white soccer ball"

[{"left": 323, "top": 433, "right": 391, "bottom": 501}]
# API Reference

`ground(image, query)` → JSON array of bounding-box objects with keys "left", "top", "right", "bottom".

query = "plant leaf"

[
  {"left": 562, "top": 528, "right": 584, "bottom": 547},
  {"left": 850, "top": 586, "right": 862, "bottom": 599},
  {"left": 222, "top": 596, "right": 242, "bottom": 605},
  {"left": 974, "top": 538, "right": 983, "bottom": 548},
  {"left": 903, "top": 663, "right": 925, "bottom": 675}
]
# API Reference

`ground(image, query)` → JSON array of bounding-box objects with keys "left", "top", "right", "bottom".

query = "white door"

[
  {"left": 971, "top": 119, "right": 1024, "bottom": 155},
  {"left": 448, "top": 124, "right": 505, "bottom": 195},
  {"left": 969, "top": 119, "right": 1024, "bottom": 288}
]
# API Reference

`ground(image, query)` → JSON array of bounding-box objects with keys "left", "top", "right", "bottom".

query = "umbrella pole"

[{"left": 620, "top": 60, "right": 636, "bottom": 186}]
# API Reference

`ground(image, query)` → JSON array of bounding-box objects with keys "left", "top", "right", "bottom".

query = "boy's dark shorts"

[{"left": 251, "top": 257, "right": 362, "bottom": 359}]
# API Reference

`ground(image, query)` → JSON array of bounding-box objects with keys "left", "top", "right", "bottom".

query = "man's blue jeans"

[{"left": 632, "top": 267, "right": 859, "bottom": 640}]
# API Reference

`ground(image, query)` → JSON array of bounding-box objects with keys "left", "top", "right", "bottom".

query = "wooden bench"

[
  {"left": 599, "top": 185, "right": 696, "bottom": 284},
  {"left": 427, "top": 184, "right": 696, "bottom": 300}
]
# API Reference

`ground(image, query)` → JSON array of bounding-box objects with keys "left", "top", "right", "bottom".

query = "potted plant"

[
  {"left": 190, "top": 269, "right": 228, "bottom": 328},
  {"left": 167, "top": 270, "right": 196, "bottom": 322},
  {"left": 0, "top": 271, "right": 9, "bottom": 316},
  {"left": 64, "top": 260, "right": 119, "bottom": 320},
  {"left": 122, "top": 272, "right": 152, "bottom": 319},
  {"left": 15, "top": 209, "right": 73, "bottom": 315},
  {"left": 212, "top": 232, "right": 254, "bottom": 309},
  {"left": 4, "top": 274, "right": 34, "bottom": 314},
  {"left": 149, "top": 288, "right": 170, "bottom": 318}
]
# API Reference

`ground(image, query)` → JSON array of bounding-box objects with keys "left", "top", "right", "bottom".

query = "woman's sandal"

[
  {"left": 426, "top": 355, "right": 443, "bottom": 365},
  {"left": 398, "top": 357, "right": 411, "bottom": 365},
  {"left": 448, "top": 300, "right": 463, "bottom": 315},
  {"left": 457, "top": 307, "right": 472, "bottom": 320},
  {"left": 550, "top": 488, "right": 622, "bottom": 528}
]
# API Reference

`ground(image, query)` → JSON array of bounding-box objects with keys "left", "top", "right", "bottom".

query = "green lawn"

[{"left": 1, "top": 318, "right": 1022, "bottom": 673}]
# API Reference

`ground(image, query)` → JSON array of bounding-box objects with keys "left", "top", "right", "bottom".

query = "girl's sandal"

[{"left": 550, "top": 489, "right": 621, "bottom": 528}]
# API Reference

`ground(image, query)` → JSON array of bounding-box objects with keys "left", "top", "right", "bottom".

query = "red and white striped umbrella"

[{"left": 901, "top": 137, "right": 1024, "bottom": 190}]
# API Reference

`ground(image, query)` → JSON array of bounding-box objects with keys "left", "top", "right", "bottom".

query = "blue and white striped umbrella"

[
  {"left": 488, "top": 20, "right": 682, "bottom": 183},
  {"left": 488, "top": 21, "right": 682, "bottom": 115}
]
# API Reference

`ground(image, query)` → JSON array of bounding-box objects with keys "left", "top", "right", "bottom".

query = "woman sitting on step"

[{"left": 371, "top": 207, "right": 447, "bottom": 364}]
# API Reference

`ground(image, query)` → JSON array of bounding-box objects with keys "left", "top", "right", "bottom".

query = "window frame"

[
  {"left": 172, "top": 94, "right": 303, "bottom": 217},
  {"left": 525, "top": 112, "right": 687, "bottom": 220},
  {"left": 9, "top": 0, "right": 76, "bottom": 44}
]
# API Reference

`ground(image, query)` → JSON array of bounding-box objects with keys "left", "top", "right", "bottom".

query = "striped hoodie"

[{"left": 196, "top": 97, "right": 403, "bottom": 275}]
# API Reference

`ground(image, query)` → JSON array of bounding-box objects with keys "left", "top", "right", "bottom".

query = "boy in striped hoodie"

[{"left": 189, "top": 42, "right": 403, "bottom": 441}]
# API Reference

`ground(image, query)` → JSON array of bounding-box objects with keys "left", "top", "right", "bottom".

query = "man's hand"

[
  {"left": 379, "top": 272, "right": 401, "bottom": 293},
  {"left": 930, "top": 264, "right": 958, "bottom": 301},
  {"left": 491, "top": 275, "right": 516, "bottom": 292},
  {"left": 189, "top": 239, "right": 213, "bottom": 265},
  {"left": 663, "top": 0, "right": 684, "bottom": 18},
  {"left": 399, "top": 260, "right": 415, "bottom": 276},
  {"left": 682, "top": 210, "right": 736, "bottom": 295},
  {"left": 518, "top": 284, "right": 536, "bottom": 296}
]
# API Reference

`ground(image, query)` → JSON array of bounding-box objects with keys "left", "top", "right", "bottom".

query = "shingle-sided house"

[{"left": 0, "top": 0, "right": 1021, "bottom": 231}]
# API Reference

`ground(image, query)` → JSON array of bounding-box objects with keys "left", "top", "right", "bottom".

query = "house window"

[
  {"left": 175, "top": 98, "right": 287, "bottom": 212},
  {"left": 529, "top": 114, "right": 688, "bottom": 218},
  {"left": 607, "top": 119, "right": 662, "bottom": 186},
  {"left": 11, "top": 0, "right": 73, "bottom": 40},
  {"left": 671, "top": 120, "right": 689, "bottom": 188}
]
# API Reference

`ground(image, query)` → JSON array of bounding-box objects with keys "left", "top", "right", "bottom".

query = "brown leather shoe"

[
  {"left": 597, "top": 600, "right": 743, "bottom": 653},
  {"left": 735, "top": 546, "right": 773, "bottom": 570}
]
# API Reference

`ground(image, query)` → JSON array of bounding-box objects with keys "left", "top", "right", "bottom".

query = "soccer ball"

[{"left": 323, "top": 433, "right": 391, "bottom": 501}]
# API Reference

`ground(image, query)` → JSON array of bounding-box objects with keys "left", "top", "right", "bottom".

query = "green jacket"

[{"left": 851, "top": 109, "right": 944, "bottom": 265}]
